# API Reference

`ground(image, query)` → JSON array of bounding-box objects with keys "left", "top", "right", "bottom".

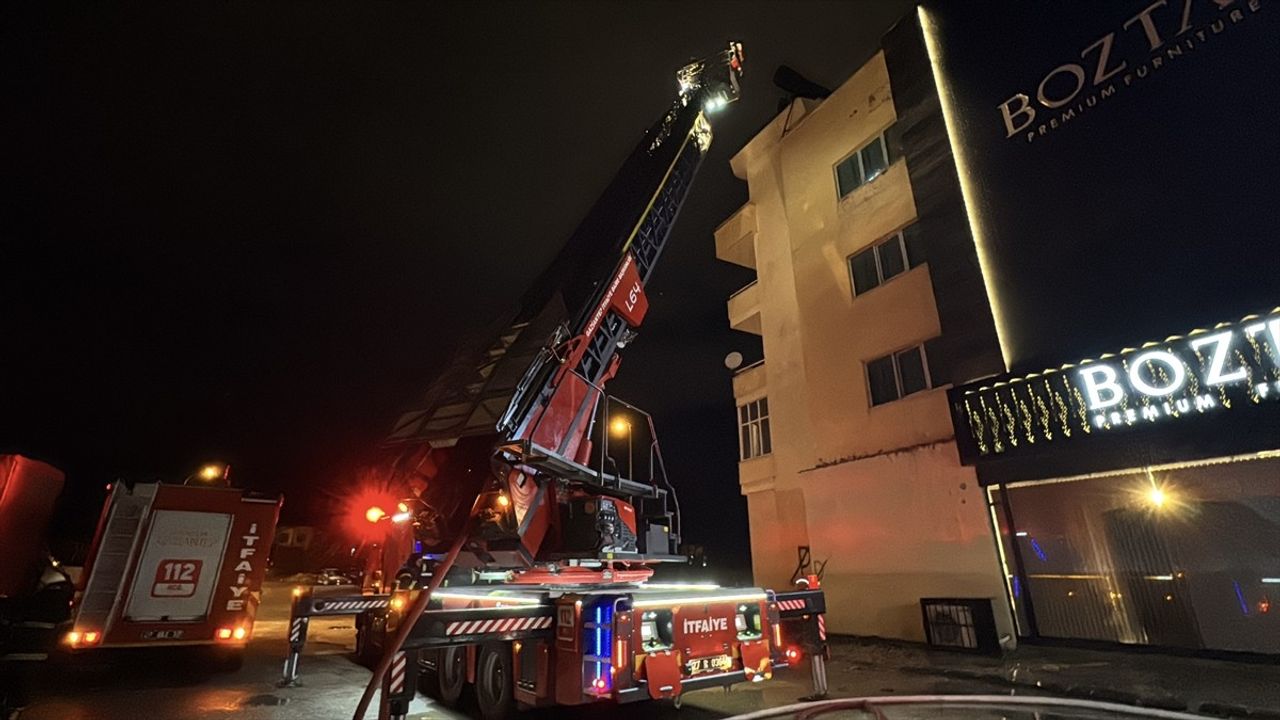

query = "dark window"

[
  {"left": 836, "top": 158, "right": 863, "bottom": 198},
  {"left": 835, "top": 132, "right": 891, "bottom": 198},
  {"left": 867, "top": 356, "right": 899, "bottom": 406},
  {"left": 878, "top": 235, "right": 906, "bottom": 281},
  {"left": 867, "top": 344, "right": 932, "bottom": 406},
  {"left": 849, "top": 249, "right": 881, "bottom": 295},
  {"left": 896, "top": 346, "right": 928, "bottom": 396},
  {"left": 738, "top": 397, "right": 771, "bottom": 460},
  {"left": 849, "top": 231, "right": 910, "bottom": 297},
  {"left": 860, "top": 137, "right": 888, "bottom": 182}
]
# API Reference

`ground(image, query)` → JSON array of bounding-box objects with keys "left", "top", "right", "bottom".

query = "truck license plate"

[
  {"left": 141, "top": 629, "right": 185, "bottom": 640},
  {"left": 686, "top": 654, "right": 733, "bottom": 675}
]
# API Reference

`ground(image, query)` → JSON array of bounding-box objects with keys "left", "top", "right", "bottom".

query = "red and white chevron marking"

[
  {"left": 389, "top": 651, "right": 407, "bottom": 695},
  {"left": 314, "top": 598, "right": 388, "bottom": 613},
  {"left": 777, "top": 598, "right": 807, "bottom": 611},
  {"left": 817, "top": 614, "right": 827, "bottom": 641},
  {"left": 445, "top": 615, "right": 553, "bottom": 636}
]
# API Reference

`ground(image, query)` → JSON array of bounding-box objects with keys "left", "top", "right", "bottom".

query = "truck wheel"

[
  {"left": 354, "top": 612, "right": 380, "bottom": 668},
  {"left": 475, "top": 642, "right": 514, "bottom": 720},
  {"left": 422, "top": 646, "right": 468, "bottom": 707}
]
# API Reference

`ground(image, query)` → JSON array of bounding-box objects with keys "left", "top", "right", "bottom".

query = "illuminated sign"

[
  {"left": 997, "top": 0, "right": 1264, "bottom": 144},
  {"left": 951, "top": 308, "right": 1280, "bottom": 457},
  {"left": 682, "top": 616, "right": 729, "bottom": 634}
]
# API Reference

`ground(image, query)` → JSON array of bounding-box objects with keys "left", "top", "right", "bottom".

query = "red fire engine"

[
  {"left": 67, "top": 479, "right": 281, "bottom": 658},
  {"left": 0, "top": 455, "right": 281, "bottom": 672},
  {"left": 278, "top": 41, "right": 830, "bottom": 720}
]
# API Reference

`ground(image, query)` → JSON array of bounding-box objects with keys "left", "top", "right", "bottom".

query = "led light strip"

[
  {"left": 632, "top": 592, "right": 766, "bottom": 609},
  {"left": 919, "top": 6, "right": 1013, "bottom": 369}
]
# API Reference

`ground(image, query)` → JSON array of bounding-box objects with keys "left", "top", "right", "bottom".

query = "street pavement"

[
  {"left": 820, "top": 637, "right": 1280, "bottom": 716},
  {"left": 18, "top": 582, "right": 1276, "bottom": 719}
]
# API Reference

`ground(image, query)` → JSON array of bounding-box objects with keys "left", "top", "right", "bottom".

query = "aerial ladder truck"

[{"left": 280, "top": 42, "right": 829, "bottom": 720}]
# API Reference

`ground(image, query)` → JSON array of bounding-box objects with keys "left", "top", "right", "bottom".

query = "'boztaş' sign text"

[
  {"left": 998, "top": 0, "right": 1263, "bottom": 143},
  {"left": 951, "top": 309, "right": 1280, "bottom": 457}
]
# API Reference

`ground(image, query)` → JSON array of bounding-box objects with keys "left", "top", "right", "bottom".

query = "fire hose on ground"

[{"left": 350, "top": 492, "right": 486, "bottom": 720}]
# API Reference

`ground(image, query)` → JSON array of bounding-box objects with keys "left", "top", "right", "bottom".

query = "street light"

[
  {"left": 183, "top": 462, "right": 228, "bottom": 486},
  {"left": 610, "top": 416, "right": 632, "bottom": 481}
]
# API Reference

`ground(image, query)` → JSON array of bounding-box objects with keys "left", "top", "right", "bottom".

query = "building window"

[
  {"left": 849, "top": 231, "right": 909, "bottom": 296},
  {"left": 738, "top": 397, "right": 771, "bottom": 460},
  {"left": 835, "top": 133, "right": 890, "bottom": 198},
  {"left": 867, "top": 344, "right": 932, "bottom": 406}
]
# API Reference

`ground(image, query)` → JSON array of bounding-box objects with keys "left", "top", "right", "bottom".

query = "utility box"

[{"left": 920, "top": 597, "right": 1000, "bottom": 654}]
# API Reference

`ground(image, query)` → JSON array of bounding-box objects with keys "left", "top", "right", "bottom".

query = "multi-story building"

[{"left": 714, "top": 13, "right": 1012, "bottom": 643}]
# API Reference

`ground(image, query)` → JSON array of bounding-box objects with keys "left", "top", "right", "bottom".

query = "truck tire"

[
  {"left": 475, "top": 642, "right": 514, "bottom": 720},
  {"left": 354, "top": 612, "right": 380, "bottom": 668},
  {"left": 422, "top": 646, "right": 468, "bottom": 707}
]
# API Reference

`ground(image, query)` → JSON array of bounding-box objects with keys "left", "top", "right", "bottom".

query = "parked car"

[{"left": 316, "top": 568, "right": 351, "bottom": 586}]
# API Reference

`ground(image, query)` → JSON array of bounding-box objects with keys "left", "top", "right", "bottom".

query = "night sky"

[{"left": 2, "top": 1, "right": 914, "bottom": 571}]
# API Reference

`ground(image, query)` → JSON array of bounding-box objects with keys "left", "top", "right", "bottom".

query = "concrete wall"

[{"left": 800, "top": 442, "right": 1009, "bottom": 642}]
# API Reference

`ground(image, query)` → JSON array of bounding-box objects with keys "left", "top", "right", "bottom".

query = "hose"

[{"left": 350, "top": 493, "right": 485, "bottom": 720}]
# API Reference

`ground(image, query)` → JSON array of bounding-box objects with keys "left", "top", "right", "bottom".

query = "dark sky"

[{"left": 1, "top": 1, "right": 914, "bottom": 569}]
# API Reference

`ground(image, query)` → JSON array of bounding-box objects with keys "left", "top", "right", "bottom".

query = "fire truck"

[
  {"left": 65, "top": 478, "right": 281, "bottom": 658},
  {"left": 0, "top": 455, "right": 280, "bottom": 673},
  {"left": 277, "top": 41, "right": 830, "bottom": 720}
]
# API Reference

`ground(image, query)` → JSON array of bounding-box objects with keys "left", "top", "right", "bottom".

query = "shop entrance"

[{"left": 991, "top": 453, "right": 1280, "bottom": 655}]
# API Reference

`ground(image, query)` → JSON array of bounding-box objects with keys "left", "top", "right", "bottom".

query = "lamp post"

[
  {"left": 183, "top": 463, "right": 229, "bottom": 486},
  {"left": 610, "top": 417, "right": 632, "bottom": 481}
]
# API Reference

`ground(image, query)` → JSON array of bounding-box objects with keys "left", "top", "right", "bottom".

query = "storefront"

[
  {"left": 920, "top": 0, "right": 1280, "bottom": 655},
  {"left": 950, "top": 308, "right": 1280, "bottom": 655}
]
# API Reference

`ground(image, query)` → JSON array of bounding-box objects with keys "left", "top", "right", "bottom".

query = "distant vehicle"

[
  {"left": 2, "top": 455, "right": 282, "bottom": 714},
  {"left": 316, "top": 568, "right": 352, "bottom": 586},
  {"left": 63, "top": 479, "right": 281, "bottom": 661}
]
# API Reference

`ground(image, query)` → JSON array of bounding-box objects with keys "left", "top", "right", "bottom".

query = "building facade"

[
  {"left": 720, "top": 0, "right": 1278, "bottom": 656},
  {"left": 714, "top": 14, "right": 1012, "bottom": 643}
]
